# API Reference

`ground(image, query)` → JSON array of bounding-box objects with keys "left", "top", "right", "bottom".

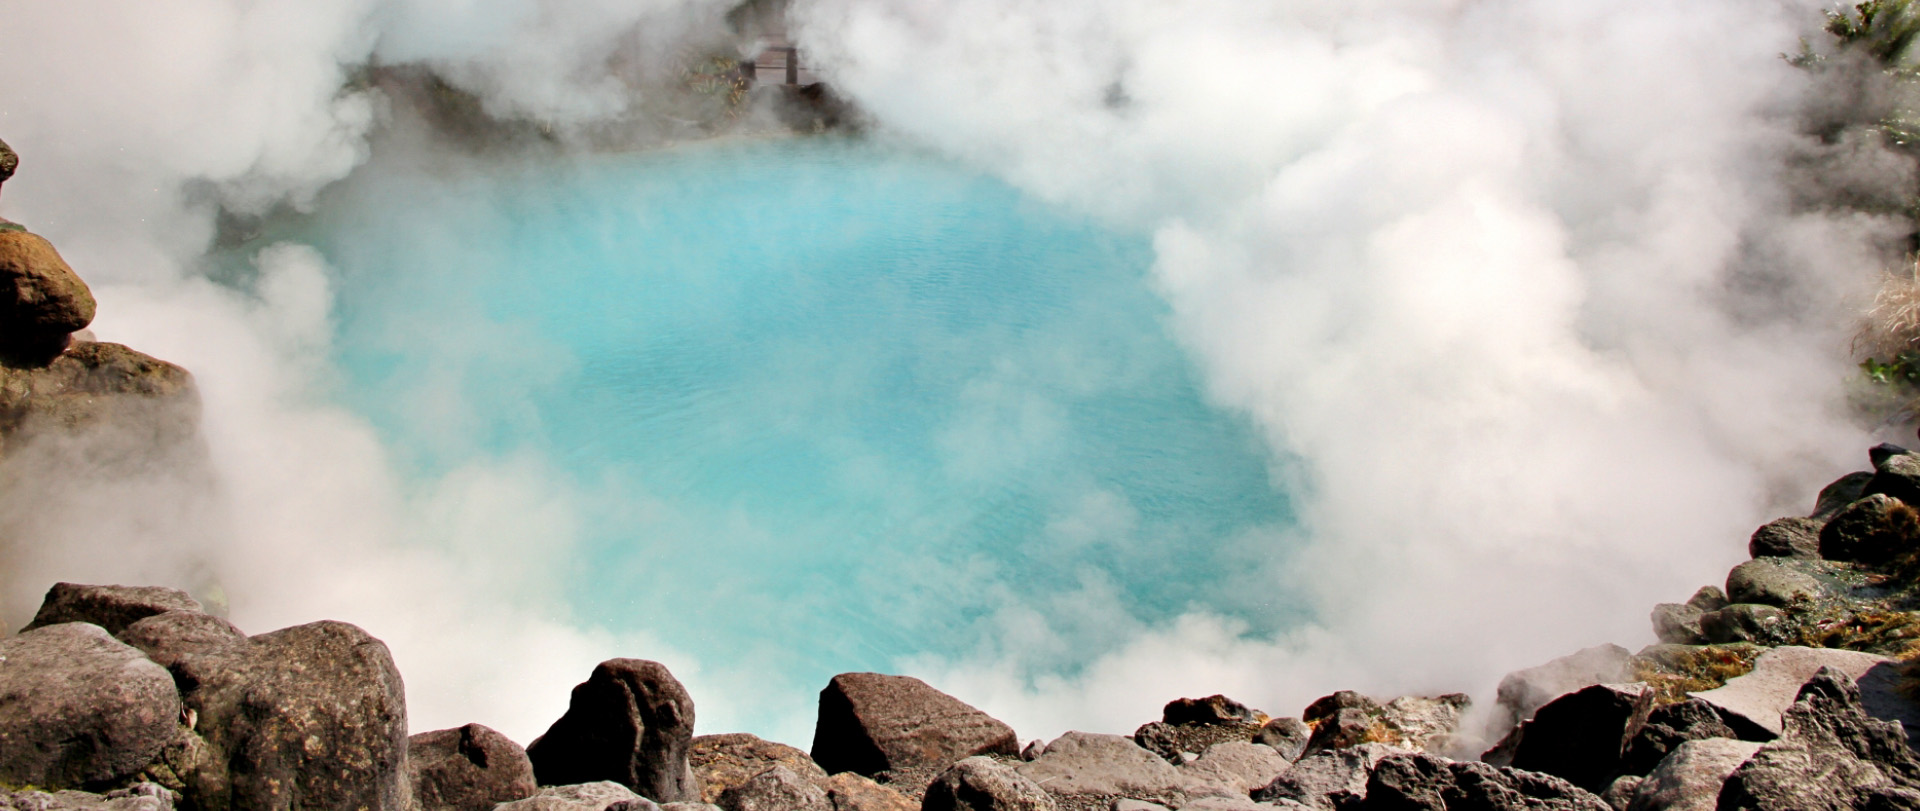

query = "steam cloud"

[{"left": 0, "top": 0, "right": 1906, "bottom": 745}]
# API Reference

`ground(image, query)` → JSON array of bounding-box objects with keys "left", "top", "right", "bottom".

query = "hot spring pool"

[{"left": 272, "top": 136, "right": 1299, "bottom": 732}]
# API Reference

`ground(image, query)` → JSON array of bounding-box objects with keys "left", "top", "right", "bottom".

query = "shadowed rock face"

[
  {"left": 1508, "top": 683, "right": 1654, "bottom": 793},
  {"left": 1363, "top": 753, "right": 1610, "bottom": 811},
  {"left": 527, "top": 658, "right": 698, "bottom": 803},
  {"left": 409, "top": 723, "right": 538, "bottom": 811},
  {"left": 923, "top": 757, "right": 1056, "bottom": 811},
  {"left": 0, "top": 623, "right": 182, "bottom": 790},
  {"left": 1718, "top": 667, "right": 1920, "bottom": 811},
  {"left": 811, "top": 673, "right": 1018, "bottom": 779},
  {"left": 0, "top": 230, "right": 92, "bottom": 362},
  {"left": 0, "top": 340, "right": 199, "bottom": 460}
]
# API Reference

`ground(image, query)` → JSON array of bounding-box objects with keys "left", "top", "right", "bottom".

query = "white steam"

[{"left": 0, "top": 0, "right": 1905, "bottom": 747}]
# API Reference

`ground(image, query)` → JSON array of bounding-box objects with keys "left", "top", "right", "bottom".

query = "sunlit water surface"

[{"left": 278, "top": 136, "right": 1300, "bottom": 736}]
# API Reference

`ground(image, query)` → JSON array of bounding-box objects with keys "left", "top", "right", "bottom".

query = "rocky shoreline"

[{"left": 9, "top": 138, "right": 1920, "bottom": 810}]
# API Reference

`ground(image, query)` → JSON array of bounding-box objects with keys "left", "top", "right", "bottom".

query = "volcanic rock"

[
  {"left": 1361, "top": 752, "right": 1610, "bottom": 811},
  {"left": 1177, "top": 741, "right": 1289, "bottom": 796},
  {"left": 1699, "top": 604, "right": 1787, "bottom": 645},
  {"left": 22, "top": 582, "right": 202, "bottom": 635},
  {"left": 528, "top": 658, "right": 697, "bottom": 803},
  {"left": 1507, "top": 682, "right": 1654, "bottom": 792},
  {"left": 0, "top": 229, "right": 94, "bottom": 360},
  {"left": 716, "top": 765, "right": 831, "bottom": 811},
  {"left": 1163, "top": 695, "right": 1259, "bottom": 726},
  {"left": 1014, "top": 732, "right": 1226, "bottom": 807},
  {"left": 1253, "top": 742, "right": 1405, "bottom": 810},
  {"left": 821, "top": 773, "right": 914, "bottom": 811},
  {"left": 0, "top": 340, "right": 199, "bottom": 459},
  {"left": 408, "top": 722, "right": 538, "bottom": 811},
  {"left": 115, "top": 610, "right": 246, "bottom": 668},
  {"left": 1305, "top": 707, "right": 1376, "bottom": 756},
  {"left": 1303, "top": 690, "right": 1380, "bottom": 722},
  {"left": 923, "top": 757, "right": 1056, "bottom": 811},
  {"left": 494, "top": 781, "right": 652, "bottom": 811},
  {"left": 1724, "top": 559, "right": 1822, "bottom": 607},
  {"left": 811, "top": 673, "right": 1017, "bottom": 779},
  {"left": 1716, "top": 667, "right": 1920, "bottom": 810},
  {"left": 1689, "top": 645, "right": 1888, "bottom": 738},
  {"left": 0, "top": 623, "right": 181, "bottom": 789},
  {"left": 0, "top": 783, "right": 179, "bottom": 810},
  {"left": 169, "top": 619, "right": 409, "bottom": 810},
  {"left": 1686, "top": 586, "right": 1729, "bottom": 612},
  {"left": 1819, "top": 493, "right": 1920, "bottom": 565},
  {"left": 1620, "top": 738, "right": 1762, "bottom": 811},
  {"left": 1253, "top": 717, "right": 1311, "bottom": 761},
  {"left": 1867, "top": 445, "right": 1920, "bottom": 506},
  {"left": 1619, "top": 699, "right": 1743, "bottom": 776},
  {"left": 1652, "top": 603, "right": 1707, "bottom": 645},
  {"left": 1493, "top": 644, "right": 1634, "bottom": 731},
  {"left": 1812, "top": 471, "right": 1875, "bottom": 521},
  {"left": 691, "top": 733, "right": 828, "bottom": 804},
  {"left": 1748, "top": 517, "right": 1822, "bottom": 559}
]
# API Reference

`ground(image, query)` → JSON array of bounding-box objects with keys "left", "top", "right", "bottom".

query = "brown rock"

[
  {"left": 22, "top": 582, "right": 202, "bottom": 635},
  {"left": 0, "top": 230, "right": 93, "bottom": 357},
  {"left": 0, "top": 340, "right": 199, "bottom": 458},
  {"left": 409, "top": 723, "right": 538, "bottom": 810},
  {"left": 822, "top": 772, "right": 914, "bottom": 811},
  {"left": 0, "top": 623, "right": 182, "bottom": 789},
  {"left": 691, "top": 733, "right": 826, "bottom": 804},
  {"left": 526, "top": 658, "right": 698, "bottom": 803},
  {"left": 810, "top": 673, "right": 1018, "bottom": 778},
  {"left": 116, "top": 611, "right": 246, "bottom": 668}
]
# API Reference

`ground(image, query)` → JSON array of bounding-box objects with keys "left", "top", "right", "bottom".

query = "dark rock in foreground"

[
  {"left": 1507, "top": 682, "right": 1652, "bottom": 792},
  {"left": 716, "top": 764, "right": 831, "bottom": 811},
  {"left": 408, "top": 722, "right": 538, "bottom": 811},
  {"left": 923, "top": 756, "right": 1056, "bottom": 811},
  {"left": 0, "top": 623, "right": 181, "bottom": 789},
  {"left": 169, "top": 620, "right": 409, "bottom": 810},
  {"left": 1718, "top": 667, "right": 1920, "bottom": 810},
  {"left": 811, "top": 672, "right": 1018, "bottom": 779},
  {"left": 0, "top": 229, "right": 94, "bottom": 361},
  {"left": 1361, "top": 752, "right": 1609, "bottom": 811},
  {"left": 21, "top": 582, "right": 202, "bottom": 635},
  {"left": 528, "top": 658, "right": 698, "bottom": 803}
]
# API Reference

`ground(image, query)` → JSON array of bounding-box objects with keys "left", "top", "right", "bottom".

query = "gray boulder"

[
  {"left": 169, "top": 620, "right": 409, "bottom": 810},
  {"left": 1253, "top": 742, "right": 1405, "bottom": 810},
  {"left": 527, "top": 658, "right": 697, "bottom": 803},
  {"left": 1867, "top": 446, "right": 1920, "bottom": 507},
  {"left": 115, "top": 610, "right": 246, "bottom": 668},
  {"left": 1747, "top": 517, "right": 1822, "bottom": 559},
  {"left": 0, "top": 623, "right": 181, "bottom": 789},
  {"left": 811, "top": 673, "right": 1017, "bottom": 779},
  {"left": 1508, "top": 683, "right": 1654, "bottom": 792},
  {"left": 0, "top": 783, "right": 179, "bottom": 810},
  {"left": 0, "top": 340, "right": 200, "bottom": 460},
  {"left": 1360, "top": 752, "right": 1610, "bottom": 811},
  {"left": 1699, "top": 605, "right": 1787, "bottom": 645},
  {"left": 1619, "top": 699, "right": 1742, "bottom": 776},
  {"left": 691, "top": 733, "right": 827, "bottom": 805},
  {"left": 1620, "top": 738, "right": 1761, "bottom": 811},
  {"left": 1493, "top": 645, "right": 1635, "bottom": 732},
  {"left": 493, "top": 781, "right": 652, "bottom": 811},
  {"left": 1717, "top": 667, "right": 1920, "bottom": 810},
  {"left": 1819, "top": 493, "right": 1920, "bottom": 565},
  {"left": 1724, "top": 559, "right": 1822, "bottom": 607},
  {"left": 1253, "top": 717, "right": 1311, "bottom": 761},
  {"left": 1651, "top": 604, "right": 1706, "bottom": 646},
  {"left": 21, "top": 583, "right": 201, "bottom": 635},
  {"left": 820, "top": 772, "right": 914, "bottom": 811},
  {"left": 715, "top": 765, "right": 830, "bottom": 811},
  {"left": 1177, "top": 741, "right": 1289, "bottom": 796},
  {"left": 1014, "top": 732, "right": 1225, "bottom": 807},
  {"left": 1689, "top": 646, "right": 1888, "bottom": 738},
  {"left": 923, "top": 757, "right": 1056, "bottom": 811},
  {"left": 409, "top": 723, "right": 537, "bottom": 811}
]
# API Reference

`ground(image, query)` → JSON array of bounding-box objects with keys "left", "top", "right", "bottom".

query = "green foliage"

[
  {"left": 1862, "top": 351, "right": 1920, "bottom": 387},
  {"left": 1826, "top": 0, "right": 1920, "bottom": 68}
]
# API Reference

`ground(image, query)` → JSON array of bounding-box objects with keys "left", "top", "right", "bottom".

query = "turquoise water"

[{"left": 283, "top": 137, "right": 1298, "bottom": 723}]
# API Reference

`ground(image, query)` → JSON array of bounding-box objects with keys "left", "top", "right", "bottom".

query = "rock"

[
  {"left": 1177, "top": 741, "right": 1289, "bottom": 796},
  {"left": 169, "top": 620, "right": 409, "bottom": 810},
  {"left": 1620, "top": 738, "right": 1762, "bottom": 811},
  {"left": 663, "top": 805, "right": 720, "bottom": 811},
  {"left": 691, "top": 733, "right": 827, "bottom": 804},
  {"left": 1176, "top": 798, "right": 1269, "bottom": 810},
  {"left": 1748, "top": 517, "right": 1822, "bottom": 559},
  {"left": 1110, "top": 802, "right": 1168, "bottom": 811},
  {"left": 1374, "top": 694, "right": 1471, "bottom": 753},
  {"left": 1253, "top": 717, "right": 1310, "bottom": 761},
  {"left": 0, "top": 783, "right": 180, "bottom": 810},
  {"left": 21, "top": 582, "right": 201, "bottom": 635},
  {"left": 1602, "top": 776, "right": 1643, "bottom": 811},
  {"left": 1619, "top": 699, "right": 1742, "bottom": 776},
  {"left": 0, "top": 137, "right": 16, "bottom": 185},
  {"left": 1494, "top": 644, "right": 1635, "bottom": 731},
  {"left": 1252, "top": 742, "right": 1404, "bottom": 810},
  {"left": 1819, "top": 493, "right": 1920, "bottom": 565},
  {"left": 923, "top": 756, "right": 1056, "bottom": 811},
  {"left": 1303, "top": 690, "right": 1379, "bottom": 722},
  {"left": 1304, "top": 707, "right": 1376, "bottom": 756},
  {"left": 1690, "top": 646, "right": 1889, "bottom": 738},
  {"left": 1699, "top": 605, "right": 1787, "bottom": 645},
  {"left": 1015, "top": 732, "right": 1223, "bottom": 807},
  {"left": 1361, "top": 752, "right": 1611, "bottom": 811},
  {"left": 408, "top": 723, "right": 537, "bottom": 811},
  {"left": 0, "top": 229, "right": 94, "bottom": 359},
  {"left": 1857, "top": 660, "right": 1920, "bottom": 750},
  {"left": 0, "top": 623, "right": 181, "bottom": 789},
  {"left": 527, "top": 658, "right": 698, "bottom": 803},
  {"left": 494, "top": 781, "right": 651, "bottom": 811},
  {"left": 1724, "top": 559, "right": 1823, "bottom": 607},
  {"left": 1508, "top": 683, "right": 1654, "bottom": 792},
  {"left": 1716, "top": 667, "right": 1920, "bottom": 810},
  {"left": 1651, "top": 604, "right": 1706, "bottom": 645},
  {"left": 1686, "top": 587, "right": 1728, "bottom": 612},
  {"left": 1867, "top": 447, "right": 1920, "bottom": 507},
  {"left": 1131, "top": 720, "right": 1257, "bottom": 765},
  {"left": 115, "top": 611, "right": 246, "bottom": 668},
  {"left": 1812, "top": 471, "right": 1874, "bottom": 521},
  {"left": 821, "top": 772, "right": 913, "bottom": 811},
  {"left": 0, "top": 340, "right": 200, "bottom": 459},
  {"left": 810, "top": 673, "right": 1017, "bottom": 779},
  {"left": 715, "top": 765, "right": 831, "bottom": 811},
  {"left": 1162, "top": 696, "right": 1259, "bottom": 726}
]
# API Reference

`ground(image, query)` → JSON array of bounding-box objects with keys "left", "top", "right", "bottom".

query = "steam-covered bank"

[{"left": 1, "top": 0, "right": 1917, "bottom": 762}]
